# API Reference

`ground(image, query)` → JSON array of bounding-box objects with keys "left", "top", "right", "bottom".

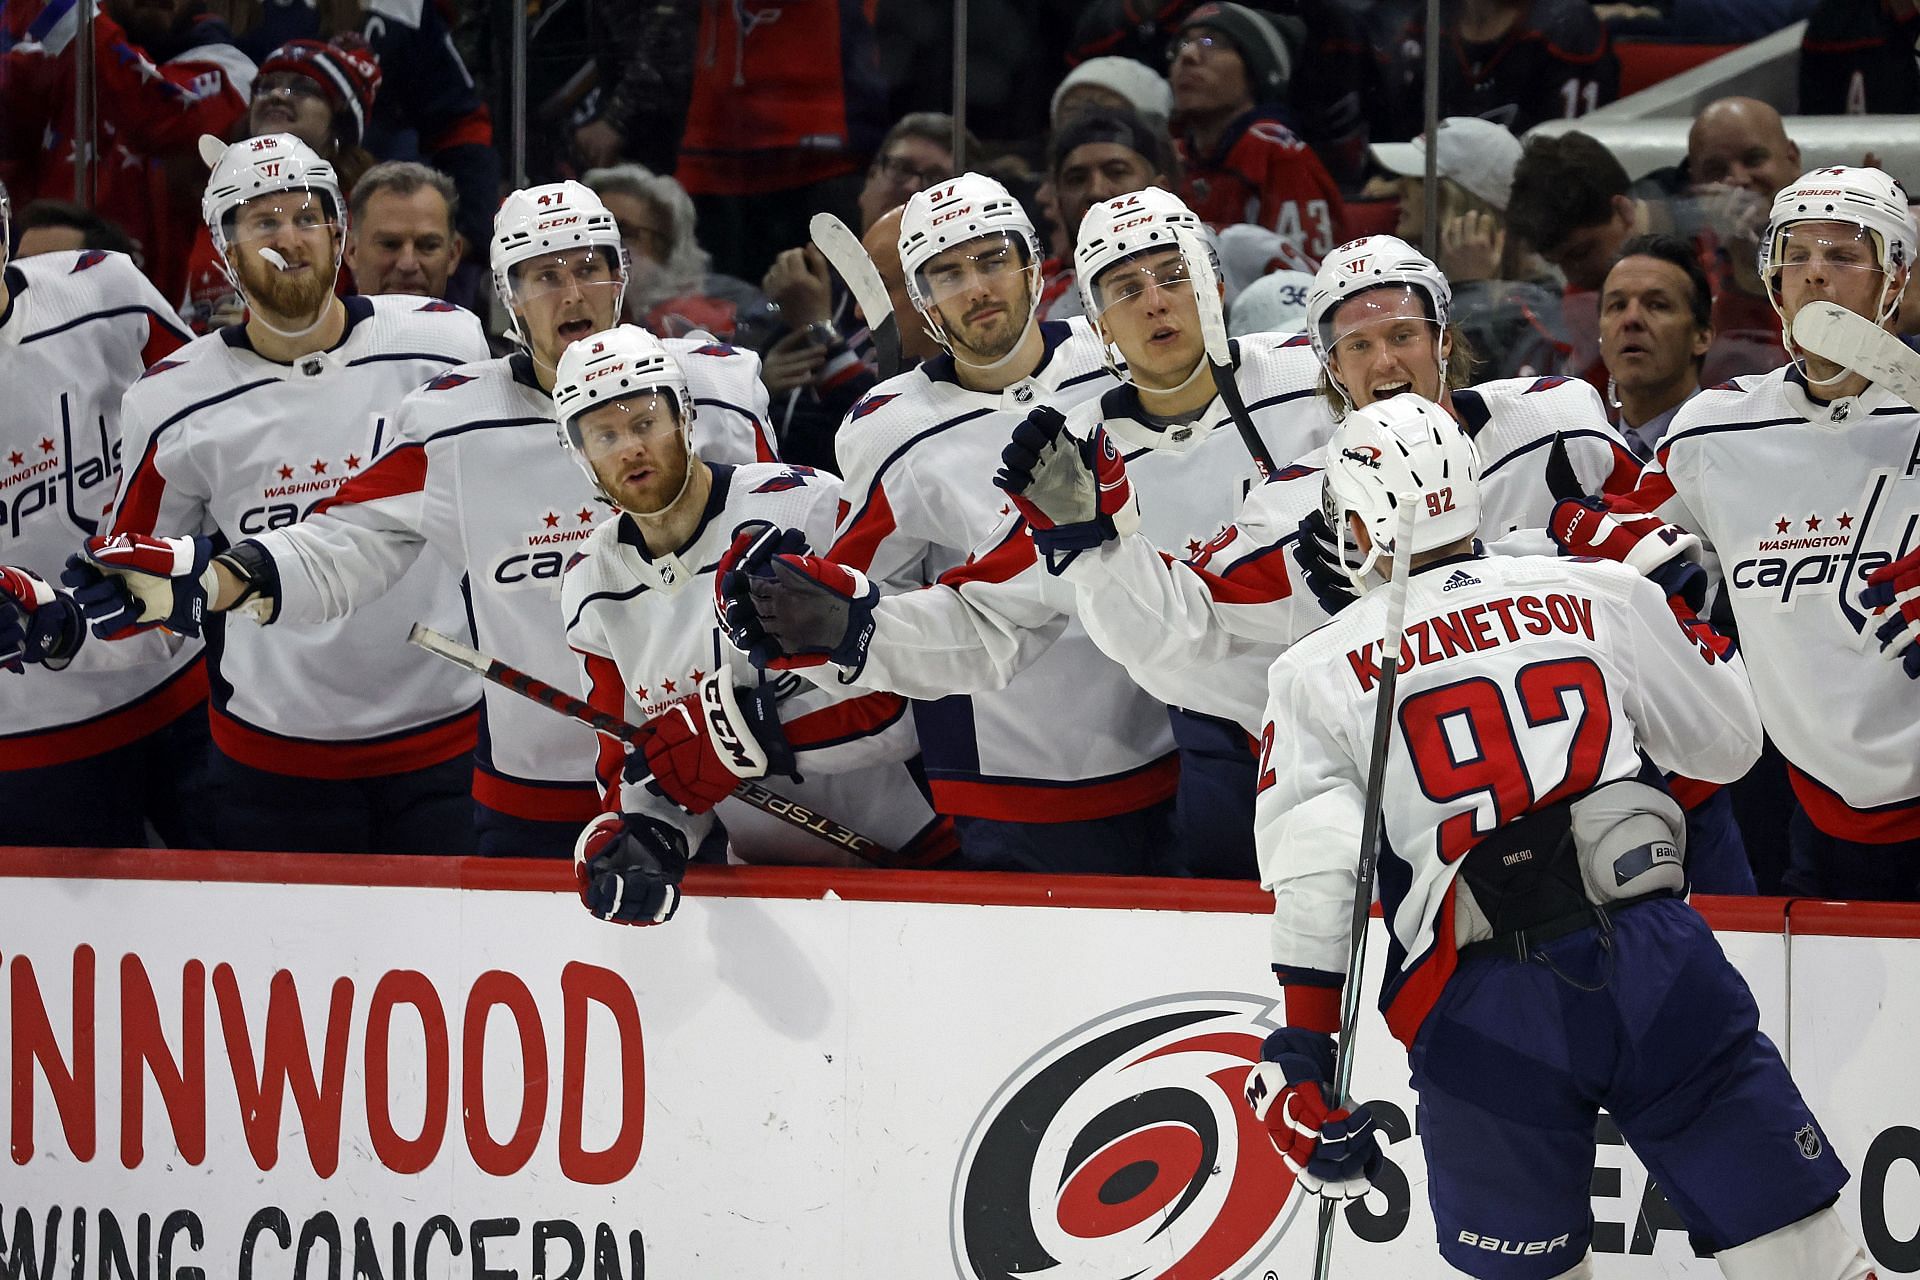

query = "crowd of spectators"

[{"left": 4, "top": 0, "right": 1917, "bottom": 896}]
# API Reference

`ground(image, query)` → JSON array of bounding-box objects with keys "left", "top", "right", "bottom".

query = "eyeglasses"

[
  {"left": 1167, "top": 33, "right": 1229, "bottom": 62},
  {"left": 876, "top": 154, "right": 950, "bottom": 189}
]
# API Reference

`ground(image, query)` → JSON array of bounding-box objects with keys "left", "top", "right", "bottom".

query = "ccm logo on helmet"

[
  {"left": 931, "top": 208, "right": 970, "bottom": 227},
  {"left": 1113, "top": 214, "right": 1155, "bottom": 232}
]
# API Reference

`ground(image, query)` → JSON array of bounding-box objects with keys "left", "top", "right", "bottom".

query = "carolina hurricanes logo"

[{"left": 950, "top": 994, "right": 1303, "bottom": 1280}]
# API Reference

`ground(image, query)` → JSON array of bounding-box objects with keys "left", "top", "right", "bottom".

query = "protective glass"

[
  {"left": 916, "top": 231, "right": 1027, "bottom": 306},
  {"left": 227, "top": 190, "right": 339, "bottom": 247},
  {"left": 1323, "top": 284, "right": 1441, "bottom": 358},
  {"left": 567, "top": 392, "right": 682, "bottom": 465},
  {"left": 511, "top": 246, "right": 625, "bottom": 305},
  {"left": 1092, "top": 249, "right": 1196, "bottom": 320}
]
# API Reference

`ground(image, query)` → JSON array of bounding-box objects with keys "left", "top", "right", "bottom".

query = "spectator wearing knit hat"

[
  {"left": 1168, "top": 1, "right": 1347, "bottom": 264},
  {"left": 1051, "top": 57, "right": 1174, "bottom": 135},
  {"left": 176, "top": 35, "right": 379, "bottom": 334},
  {"left": 1040, "top": 106, "right": 1178, "bottom": 321}
]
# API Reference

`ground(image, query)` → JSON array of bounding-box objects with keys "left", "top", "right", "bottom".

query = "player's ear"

[{"left": 342, "top": 230, "right": 359, "bottom": 274}]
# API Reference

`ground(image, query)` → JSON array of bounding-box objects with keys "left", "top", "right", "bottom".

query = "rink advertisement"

[{"left": 0, "top": 852, "right": 1916, "bottom": 1279}]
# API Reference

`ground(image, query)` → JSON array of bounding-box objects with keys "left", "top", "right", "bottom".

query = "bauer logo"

[{"left": 950, "top": 993, "right": 1305, "bottom": 1280}]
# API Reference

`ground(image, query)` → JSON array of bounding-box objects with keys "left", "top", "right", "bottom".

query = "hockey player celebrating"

[
  {"left": 130, "top": 180, "right": 777, "bottom": 857},
  {"left": 1248, "top": 395, "right": 1879, "bottom": 1280},
  {"left": 0, "top": 178, "right": 206, "bottom": 847},
  {"left": 721, "top": 187, "right": 1332, "bottom": 874},
  {"left": 56, "top": 133, "right": 492, "bottom": 854},
  {"left": 746, "top": 173, "right": 1181, "bottom": 873},
  {"left": 555, "top": 326, "right": 946, "bottom": 922},
  {"left": 1570, "top": 166, "right": 1920, "bottom": 898}
]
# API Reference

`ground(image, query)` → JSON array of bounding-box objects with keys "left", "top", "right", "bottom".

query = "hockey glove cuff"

[
  {"left": 573, "top": 811, "right": 691, "bottom": 925},
  {"left": 65, "top": 533, "right": 217, "bottom": 638},
  {"left": 995, "top": 406, "right": 1140, "bottom": 573},
  {"left": 1243, "top": 1027, "right": 1384, "bottom": 1202},
  {"left": 1863, "top": 546, "right": 1920, "bottom": 679},
  {"left": 1549, "top": 497, "right": 1701, "bottom": 584},
  {"left": 1292, "top": 510, "right": 1362, "bottom": 616},
  {"left": 629, "top": 673, "right": 798, "bottom": 813},
  {"left": 0, "top": 566, "right": 86, "bottom": 672}
]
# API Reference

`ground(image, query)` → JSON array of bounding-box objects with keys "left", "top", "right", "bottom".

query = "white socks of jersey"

[{"left": 1715, "top": 1207, "right": 1877, "bottom": 1280}]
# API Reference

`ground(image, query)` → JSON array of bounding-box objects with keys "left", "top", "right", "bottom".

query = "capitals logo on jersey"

[
  {"left": 3, "top": 402, "right": 121, "bottom": 540},
  {"left": 493, "top": 505, "right": 602, "bottom": 597},
  {"left": 952, "top": 994, "right": 1342, "bottom": 1280}
]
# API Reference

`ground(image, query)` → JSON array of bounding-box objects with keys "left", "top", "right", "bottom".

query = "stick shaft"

[{"left": 406, "top": 626, "right": 900, "bottom": 865}]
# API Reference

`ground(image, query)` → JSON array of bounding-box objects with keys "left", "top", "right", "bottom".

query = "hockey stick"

[
  {"left": 809, "top": 212, "right": 903, "bottom": 380},
  {"left": 405, "top": 624, "right": 901, "bottom": 867},
  {"left": 1174, "top": 225, "right": 1277, "bottom": 477},
  {"left": 1791, "top": 301, "right": 1920, "bottom": 412},
  {"left": 1313, "top": 492, "right": 1419, "bottom": 1280}
]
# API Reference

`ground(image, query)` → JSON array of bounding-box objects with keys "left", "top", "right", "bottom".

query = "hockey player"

[
  {"left": 734, "top": 173, "right": 1181, "bottom": 873},
  {"left": 555, "top": 327, "right": 947, "bottom": 923},
  {"left": 719, "top": 187, "right": 1334, "bottom": 875},
  {"left": 132, "top": 180, "right": 777, "bottom": 857},
  {"left": 1245, "top": 395, "right": 1878, "bottom": 1280},
  {"left": 57, "top": 133, "right": 491, "bottom": 854},
  {"left": 0, "top": 177, "right": 208, "bottom": 848},
  {"left": 1574, "top": 166, "right": 1920, "bottom": 899}
]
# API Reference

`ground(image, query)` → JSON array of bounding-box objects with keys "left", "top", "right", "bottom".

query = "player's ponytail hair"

[{"left": 1315, "top": 324, "right": 1478, "bottom": 419}]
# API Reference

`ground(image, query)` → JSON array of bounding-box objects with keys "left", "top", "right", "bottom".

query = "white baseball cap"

[{"left": 1371, "top": 116, "right": 1523, "bottom": 212}]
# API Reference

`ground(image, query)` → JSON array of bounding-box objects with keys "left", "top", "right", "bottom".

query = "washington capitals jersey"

[
  {"left": 248, "top": 341, "right": 774, "bottom": 822},
  {"left": 829, "top": 318, "right": 1181, "bottom": 822},
  {"left": 562, "top": 464, "right": 944, "bottom": 863},
  {"left": 1631, "top": 367, "right": 1920, "bottom": 837},
  {"left": 0, "top": 249, "right": 203, "bottom": 770},
  {"left": 1257, "top": 554, "right": 1760, "bottom": 1047},
  {"left": 108, "top": 295, "right": 490, "bottom": 777},
  {"left": 1450, "top": 374, "right": 1640, "bottom": 532},
  {"left": 845, "top": 331, "right": 1334, "bottom": 712}
]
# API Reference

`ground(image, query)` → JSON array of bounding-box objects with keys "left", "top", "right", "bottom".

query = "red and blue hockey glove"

[
  {"left": 1863, "top": 546, "right": 1920, "bottom": 679},
  {"left": 0, "top": 566, "right": 86, "bottom": 672},
  {"left": 573, "top": 810, "right": 691, "bottom": 925},
  {"left": 1548, "top": 496, "right": 1706, "bottom": 611},
  {"left": 715, "top": 524, "right": 814, "bottom": 667},
  {"left": 1291, "top": 510, "right": 1362, "bottom": 616},
  {"left": 625, "top": 673, "right": 799, "bottom": 814},
  {"left": 718, "top": 526, "right": 880, "bottom": 676},
  {"left": 63, "top": 533, "right": 216, "bottom": 638},
  {"left": 1242, "top": 1027, "right": 1384, "bottom": 1201},
  {"left": 994, "top": 405, "right": 1141, "bottom": 573}
]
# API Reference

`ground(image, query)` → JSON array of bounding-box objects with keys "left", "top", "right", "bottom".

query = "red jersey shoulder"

[{"left": 1243, "top": 120, "right": 1312, "bottom": 155}]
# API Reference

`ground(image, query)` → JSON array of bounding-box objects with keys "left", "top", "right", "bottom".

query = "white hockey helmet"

[
  {"left": 201, "top": 132, "right": 345, "bottom": 286},
  {"left": 1322, "top": 393, "right": 1480, "bottom": 588},
  {"left": 552, "top": 324, "right": 695, "bottom": 502},
  {"left": 492, "top": 181, "right": 629, "bottom": 345},
  {"left": 899, "top": 173, "right": 1044, "bottom": 345},
  {"left": 1306, "top": 234, "right": 1453, "bottom": 367},
  {"left": 1073, "top": 188, "right": 1213, "bottom": 376},
  {"left": 1760, "top": 166, "right": 1917, "bottom": 327}
]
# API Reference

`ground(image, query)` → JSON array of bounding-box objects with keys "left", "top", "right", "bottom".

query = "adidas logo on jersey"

[{"left": 1442, "top": 569, "right": 1480, "bottom": 591}]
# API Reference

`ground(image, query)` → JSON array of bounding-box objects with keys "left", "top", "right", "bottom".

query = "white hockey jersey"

[
  {"left": 829, "top": 318, "right": 1182, "bottom": 822},
  {"left": 562, "top": 463, "right": 946, "bottom": 864},
  {"left": 1257, "top": 554, "right": 1760, "bottom": 1047},
  {"left": 1633, "top": 366, "right": 1920, "bottom": 835},
  {"left": 841, "top": 330, "right": 1333, "bottom": 708},
  {"left": 248, "top": 342, "right": 775, "bottom": 821},
  {"left": 0, "top": 250, "right": 204, "bottom": 769},
  {"left": 108, "top": 295, "right": 490, "bottom": 777},
  {"left": 1063, "top": 375, "right": 1639, "bottom": 735}
]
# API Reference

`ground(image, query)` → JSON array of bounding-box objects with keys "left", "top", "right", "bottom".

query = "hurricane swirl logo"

[{"left": 950, "top": 994, "right": 1305, "bottom": 1279}]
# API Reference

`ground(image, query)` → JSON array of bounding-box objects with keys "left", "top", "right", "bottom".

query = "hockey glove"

[
  {"left": 1548, "top": 496, "right": 1706, "bottom": 612},
  {"left": 626, "top": 673, "right": 799, "bottom": 814},
  {"left": 1863, "top": 545, "right": 1920, "bottom": 679},
  {"left": 721, "top": 530, "right": 881, "bottom": 676},
  {"left": 1242, "top": 1027, "right": 1384, "bottom": 1201},
  {"left": 714, "top": 524, "right": 811, "bottom": 666},
  {"left": 994, "top": 405, "right": 1140, "bottom": 573},
  {"left": 1291, "top": 510, "right": 1362, "bottom": 616},
  {"left": 573, "top": 810, "right": 691, "bottom": 925},
  {"left": 64, "top": 533, "right": 216, "bottom": 638},
  {"left": 0, "top": 566, "right": 86, "bottom": 672}
]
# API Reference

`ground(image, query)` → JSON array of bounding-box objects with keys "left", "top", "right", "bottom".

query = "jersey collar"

[
  {"left": 508, "top": 351, "right": 546, "bottom": 394},
  {"left": 614, "top": 463, "right": 736, "bottom": 566},
  {"left": 1096, "top": 382, "right": 1221, "bottom": 454},
  {"left": 920, "top": 319, "right": 1075, "bottom": 391},
  {"left": 219, "top": 294, "right": 374, "bottom": 362},
  {"left": 0, "top": 265, "right": 26, "bottom": 347}
]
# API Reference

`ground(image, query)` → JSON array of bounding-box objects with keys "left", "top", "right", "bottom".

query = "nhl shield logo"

[{"left": 1795, "top": 1124, "right": 1823, "bottom": 1160}]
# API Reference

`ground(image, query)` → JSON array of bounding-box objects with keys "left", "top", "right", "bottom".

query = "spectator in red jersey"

[
  {"left": 1169, "top": 1, "right": 1347, "bottom": 262},
  {"left": 1383, "top": 0, "right": 1618, "bottom": 138},
  {"left": 177, "top": 34, "right": 379, "bottom": 333},
  {"left": 0, "top": 0, "right": 254, "bottom": 302},
  {"left": 1802, "top": 0, "right": 1920, "bottom": 114}
]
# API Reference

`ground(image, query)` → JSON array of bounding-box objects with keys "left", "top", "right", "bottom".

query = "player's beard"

[
  {"left": 236, "top": 246, "right": 335, "bottom": 326},
  {"left": 943, "top": 278, "right": 1032, "bottom": 364}
]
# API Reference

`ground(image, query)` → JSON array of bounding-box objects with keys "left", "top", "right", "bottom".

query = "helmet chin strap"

[{"left": 1134, "top": 351, "right": 1212, "bottom": 399}]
